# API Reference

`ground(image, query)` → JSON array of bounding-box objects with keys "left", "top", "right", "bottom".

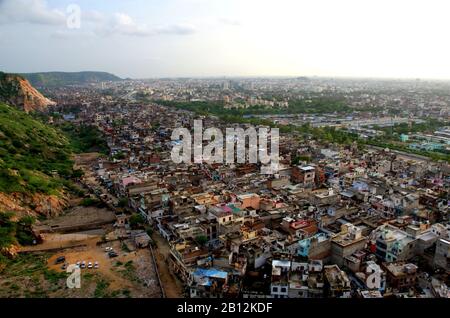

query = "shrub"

[{"left": 129, "top": 214, "right": 145, "bottom": 229}]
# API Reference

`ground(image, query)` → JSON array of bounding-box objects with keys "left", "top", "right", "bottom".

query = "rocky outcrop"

[
  {"left": 0, "top": 245, "right": 19, "bottom": 258},
  {"left": 0, "top": 192, "right": 69, "bottom": 219},
  {"left": 0, "top": 72, "right": 56, "bottom": 112}
]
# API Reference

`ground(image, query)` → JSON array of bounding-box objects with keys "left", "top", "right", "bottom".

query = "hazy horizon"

[
  {"left": 2, "top": 0, "right": 450, "bottom": 80},
  {"left": 8, "top": 71, "right": 450, "bottom": 82}
]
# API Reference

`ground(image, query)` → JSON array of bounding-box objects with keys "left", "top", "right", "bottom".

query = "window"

[
  {"left": 376, "top": 241, "right": 387, "bottom": 249},
  {"left": 272, "top": 287, "right": 278, "bottom": 293},
  {"left": 281, "top": 287, "right": 287, "bottom": 293}
]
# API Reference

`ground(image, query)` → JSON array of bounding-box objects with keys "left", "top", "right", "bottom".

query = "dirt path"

[{"left": 152, "top": 233, "right": 184, "bottom": 298}]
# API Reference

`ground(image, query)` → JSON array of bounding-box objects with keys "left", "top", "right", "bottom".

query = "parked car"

[
  {"left": 61, "top": 263, "right": 67, "bottom": 270},
  {"left": 87, "top": 262, "right": 93, "bottom": 269},
  {"left": 55, "top": 256, "right": 66, "bottom": 264},
  {"left": 81, "top": 261, "right": 86, "bottom": 269},
  {"left": 108, "top": 251, "right": 118, "bottom": 258},
  {"left": 94, "top": 261, "right": 99, "bottom": 269},
  {"left": 105, "top": 247, "right": 113, "bottom": 252}
]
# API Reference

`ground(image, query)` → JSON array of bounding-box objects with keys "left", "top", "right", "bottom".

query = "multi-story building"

[
  {"left": 331, "top": 224, "right": 367, "bottom": 267},
  {"left": 270, "top": 259, "right": 291, "bottom": 298},
  {"left": 323, "top": 265, "right": 351, "bottom": 298},
  {"left": 291, "top": 166, "right": 316, "bottom": 187},
  {"left": 383, "top": 262, "right": 418, "bottom": 292},
  {"left": 434, "top": 238, "right": 450, "bottom": 271},
  {"left": 372, "top": 224, "right": 416, "bottom": 262}
]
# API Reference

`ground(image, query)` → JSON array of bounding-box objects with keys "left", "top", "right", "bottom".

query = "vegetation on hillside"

[
  {"left": 0, "top": 212, "right": 35, "bottom": 250},
  {"left": 0, "top": 252, "right": 69, "bottom": 298},
  {"left": 0, "top": 72, "right": 20, "bottom": 103},
  {"left": 0, "top": 103, "right": 74, "bottom": 194},
  {"left": 21, "top": 71, "right": 121, "bottom": 87}
]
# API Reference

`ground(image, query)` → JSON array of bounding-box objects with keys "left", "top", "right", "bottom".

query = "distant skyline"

[{"left": 2, "top": 0, "right": 450, "bottom": 79}]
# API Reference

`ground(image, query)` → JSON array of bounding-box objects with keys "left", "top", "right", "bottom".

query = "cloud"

[
  {"left": 0, "top": 0, "right": 65, "bottom": 25},
  {"left": 0, "top": 0, "right": 197, "bottom": 37},
  {"left": 99, "top": 13, "right": 197, "bottom": 37},
  {"left": 153, "top": 23, "right": 197, "bottom": 35},
  {"left": 83, "top": 10, "right": 105, "bottom": 23},
  {"left": 219, "top": 17, "right": 241, "bottom": 27},
  {"left": 50, "top": 29, "right": 95, "bottom": 40}
]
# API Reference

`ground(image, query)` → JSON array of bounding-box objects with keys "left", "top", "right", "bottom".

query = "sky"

[{"left": 1, "top": 0, "right": 450, "bottom": 79}]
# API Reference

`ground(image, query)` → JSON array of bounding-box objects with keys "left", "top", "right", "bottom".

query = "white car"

[
  {"left": 105, "top": 247, "right": 113, "bottom": 252},
  {"left": 94, "top": 261, "right": 99, "bottom": 269},
  {"left": 87, "top": 262, "right": 93, "bottom": 269}
]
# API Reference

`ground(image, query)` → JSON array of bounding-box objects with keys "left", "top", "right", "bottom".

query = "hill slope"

[
  {"left": 21, "top": 71, "right": 122, "bottom": 87},
  {"left": 0, "top": 72, "right": 55, "bottom": 113},
  {"left": 0, "top": 102, "right": 74, "bottom": 217}
]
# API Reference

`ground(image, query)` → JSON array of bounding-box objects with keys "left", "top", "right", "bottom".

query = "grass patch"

[
  {"left": 43, "top": 268, "right": 67, "bottom": 284},
  {"left": 118, "top": 260, "right": 138, "bottom": 282},
  {"left": 94, "top": 279, "right": 110, "bottom": 298},
  {"left": 83, "top": 272, "right": 95, "bottom": 281},
  {"left": 121, "top": 242, "right": 131, "bottom": 253}
]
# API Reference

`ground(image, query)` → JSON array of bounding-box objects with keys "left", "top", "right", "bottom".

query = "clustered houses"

[{"left": 71, "top": 100, "right": 449, "bottom": 299}]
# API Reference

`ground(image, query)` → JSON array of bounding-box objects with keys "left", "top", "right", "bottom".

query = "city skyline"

[{"left": 2, "top": 0, "right": 450, "bottom": 79}]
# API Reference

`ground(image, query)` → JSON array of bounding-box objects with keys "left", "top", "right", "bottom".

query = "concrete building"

[
  {"left": 270, "top": 259, "right": 291, "bottom": 298},
  {"left": 372, "top": 224, "right": 417, "bottom": 262},
  {"left": 383, "top": 262, "right": 418, "bottom": 292},
  {"left": 331, "top": 224, "right": 367, "bottom": 267},
  {"left": 323, "top": 265, "right": 351, "bottom": 298},
  {"left": 292, "top": 166, "right": 316, "bottom": 187},
  {"left": 434, "top": 238, "right": 450, "bottom": 271}
]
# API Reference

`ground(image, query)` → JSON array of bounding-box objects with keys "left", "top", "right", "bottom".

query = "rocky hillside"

[{"left": 0, "top": 72, "right": 56, "bottom": 113}]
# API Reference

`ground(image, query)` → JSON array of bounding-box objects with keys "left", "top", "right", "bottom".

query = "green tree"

[
  {"left": 129, "top": 214, "right": 145, "bottom": 229},
  {"left": 118, "top": 198, "right": 129, "bottom": 208},
  {"left": 195, "top": 235, "right": 208, "bottom": 246}
]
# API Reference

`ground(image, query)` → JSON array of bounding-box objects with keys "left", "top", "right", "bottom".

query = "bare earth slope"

[{"left": 0, "top": 72, "right": 56, "bottom": 113}]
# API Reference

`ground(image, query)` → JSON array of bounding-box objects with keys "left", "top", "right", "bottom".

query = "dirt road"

[{"left": 152, "top": 233, "right": 184, "bottom": 298}]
